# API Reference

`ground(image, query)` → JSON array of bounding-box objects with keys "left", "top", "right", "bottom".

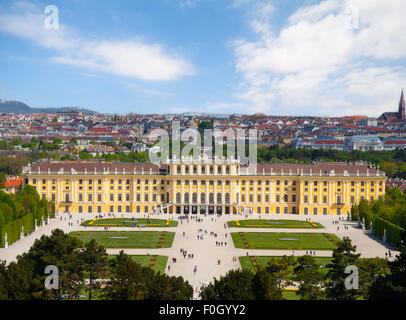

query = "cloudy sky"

[{"left": 0, "top": 0, "right": 405, "bottom": 116}]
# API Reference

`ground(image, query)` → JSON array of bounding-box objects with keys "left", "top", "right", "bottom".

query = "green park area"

[
  {"left": 70, "top": 231, "right": 175, "bottom": 248},
  {"left": 239, "top": 255, "right": 332, "bottom": 278},
  {"left": 82, "top": 218, "right": 178, "bottom": 227},
  {"left": 227, "top": 219, "right": 324, "bottom": 229},
  {"left": 107, "top": 255, "right": 168, "bottom": 274},
  {"left": 231, "top": 232, "right": 340, "bottom": 250}
]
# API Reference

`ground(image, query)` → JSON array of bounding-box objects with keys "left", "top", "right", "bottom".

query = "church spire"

[{"left": 399, "top": 89, "right": 405, "bottom": 120}]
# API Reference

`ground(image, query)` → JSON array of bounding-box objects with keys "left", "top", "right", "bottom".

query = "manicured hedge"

[
  {"left": 352, "top": 201, "right": 405, "bottom": 247},
  {"left": 0, "top": 186, "right": 55, "bottom": 247},
  {"left": 372, "top": 216, "right": 404, "bottom": 247}
]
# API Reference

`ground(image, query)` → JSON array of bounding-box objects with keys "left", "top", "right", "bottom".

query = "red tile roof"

[{"left": 5, "top": 176, "right": 22, "bottom": 188}]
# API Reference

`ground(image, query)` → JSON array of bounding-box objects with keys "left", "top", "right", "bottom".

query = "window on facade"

[
  {"left": 226, "top": 166, "right": 230, "bottom": 174},
  {"left": 209, "top": 193, "right": 214, "bottom": 204}
]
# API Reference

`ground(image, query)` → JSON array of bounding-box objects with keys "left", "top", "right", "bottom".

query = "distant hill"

[{"left": 0, "top": 99, "right": 96, "bottom": 115}]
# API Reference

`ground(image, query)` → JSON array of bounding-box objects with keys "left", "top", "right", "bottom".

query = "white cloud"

[
  {"left": 0, "top": 5, "right": 193, "bottom": 81},
  {"left": 180, "top": 0, "right": 198, "bottom": 8},
  {"left": 233, "top": 0, "right": 406, "bottom": 116}
]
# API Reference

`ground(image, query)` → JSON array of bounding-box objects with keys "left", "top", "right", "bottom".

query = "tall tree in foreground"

[
  {"left": 200, "top": 269, "right": 255, "bottom": 300},
  {"left": 103, "top": 251, "right": 152, "bottom": 300},
  {"left": 293, "top": 255, "right": 325, "bottom": 300},
  {"left": 266, "top": 255, "right": 295, "bottom": 291},
  {"left": 369, "top": 232, "right": 406, "bottom": 299},
  {"left": 325, "top": 238, "right": 361, "bottom": 300},
  {"left": 251, "top": 268, "right": 283, "bottom": 300},
  {"left": 81, "top": 239, "right": 108, "bottom": 300}
]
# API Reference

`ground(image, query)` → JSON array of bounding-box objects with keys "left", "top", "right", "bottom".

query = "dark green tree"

[
  {"left": 293, "top": 255, "right": 325, "bottom": 300},
  {"left": 200, "top": 269, "right": 255, "bottom": 300},
  {"left": 325, "top": 238, "right": 361, "bottom": 300},
  {"left": 81, "top": 239, "right": 108, "bottom": 300}
]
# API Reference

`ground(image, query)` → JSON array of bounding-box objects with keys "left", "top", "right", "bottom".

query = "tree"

[
  {"left": 148, "top": 273, "right": 194, "bottom": 300},
  {"left": 369, "top": 232, "right": 406, "bottom": 299},
  {"left": 251, "top": 268, "right": 283, "bottom": 300},
  {"left": 293, "top": 255, "right": 325, "bottom": 300},
  {"left": 18, "top": 229, "right": 85, "bottom": 299},
  {"left": 81, "top": 239, "right": 108, "bottom": 300},
  {"left": 200, "top": 269, "right": 255, "bottom": 300},
  {"left": 103, "top": 251, "right": 151, "bottom": 300},
  {"left": 266, "top": 255, "right": 295, "bottom": 290},
  {"left": 325, "top": 238, "right": 361, "bottom": 300},
  {"left": 356, "top": 257, "right": 389, "bottom": 299},
  {"left": 53, "top": 138, "right": 62, "bottom": 145},
  {"left": 0, "top": 263, "right": 8, "bottom": 299}
]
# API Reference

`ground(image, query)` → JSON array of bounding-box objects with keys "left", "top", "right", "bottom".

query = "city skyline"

[{"left": 0, "top": 0, "right": 406, "bottom": 117}]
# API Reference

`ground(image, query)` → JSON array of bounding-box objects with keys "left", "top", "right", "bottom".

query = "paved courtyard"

[{"left": 0, "top": 212, "right": 399, "bottom": 298}]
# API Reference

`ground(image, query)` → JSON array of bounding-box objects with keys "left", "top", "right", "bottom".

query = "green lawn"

[
  {"left": 70, "top": 231, "right": 175, "bottom": 248},
  {"left": 239, "top": 255, "right": 332, "bottom": 279},
  {"left": 107, "top": 255, "right": 168, "bottom": 274},
  {"left": 82, "top": 218, "right": 178, "bottom": 227},
  {"left": 227, "top": 219, "right": 323, "bottom": 229},
  {"left": 231, "top": 232, "right": 340, "bottom": 250},
  {"left": 282, "top": 290, "right": 300, "bottom": 300}
]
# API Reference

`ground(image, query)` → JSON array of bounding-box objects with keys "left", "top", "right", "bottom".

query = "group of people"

[{"left": 215, "top": 241, "right": 227, "bottom": 247}]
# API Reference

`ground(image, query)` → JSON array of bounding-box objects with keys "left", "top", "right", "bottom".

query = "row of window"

[{"left": 175, "top": 165, "right": 232, "bottom": 175}]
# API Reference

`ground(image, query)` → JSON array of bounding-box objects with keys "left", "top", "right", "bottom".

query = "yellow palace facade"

[{"left": 21, "top": 159, "right": 386, "bottom": 216}]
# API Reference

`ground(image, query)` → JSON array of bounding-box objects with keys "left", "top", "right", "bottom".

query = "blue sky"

[{"left": 0, "top": 0, "right": 405, "bottom": 116}]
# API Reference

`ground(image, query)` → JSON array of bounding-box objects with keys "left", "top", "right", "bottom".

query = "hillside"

[{"left": 0, "top": 99, "right": 96, "bottom": 114}]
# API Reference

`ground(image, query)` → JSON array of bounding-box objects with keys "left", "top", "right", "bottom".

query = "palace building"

[{"left": 21, "top": 157, "right": 386, "bottom": 216}]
